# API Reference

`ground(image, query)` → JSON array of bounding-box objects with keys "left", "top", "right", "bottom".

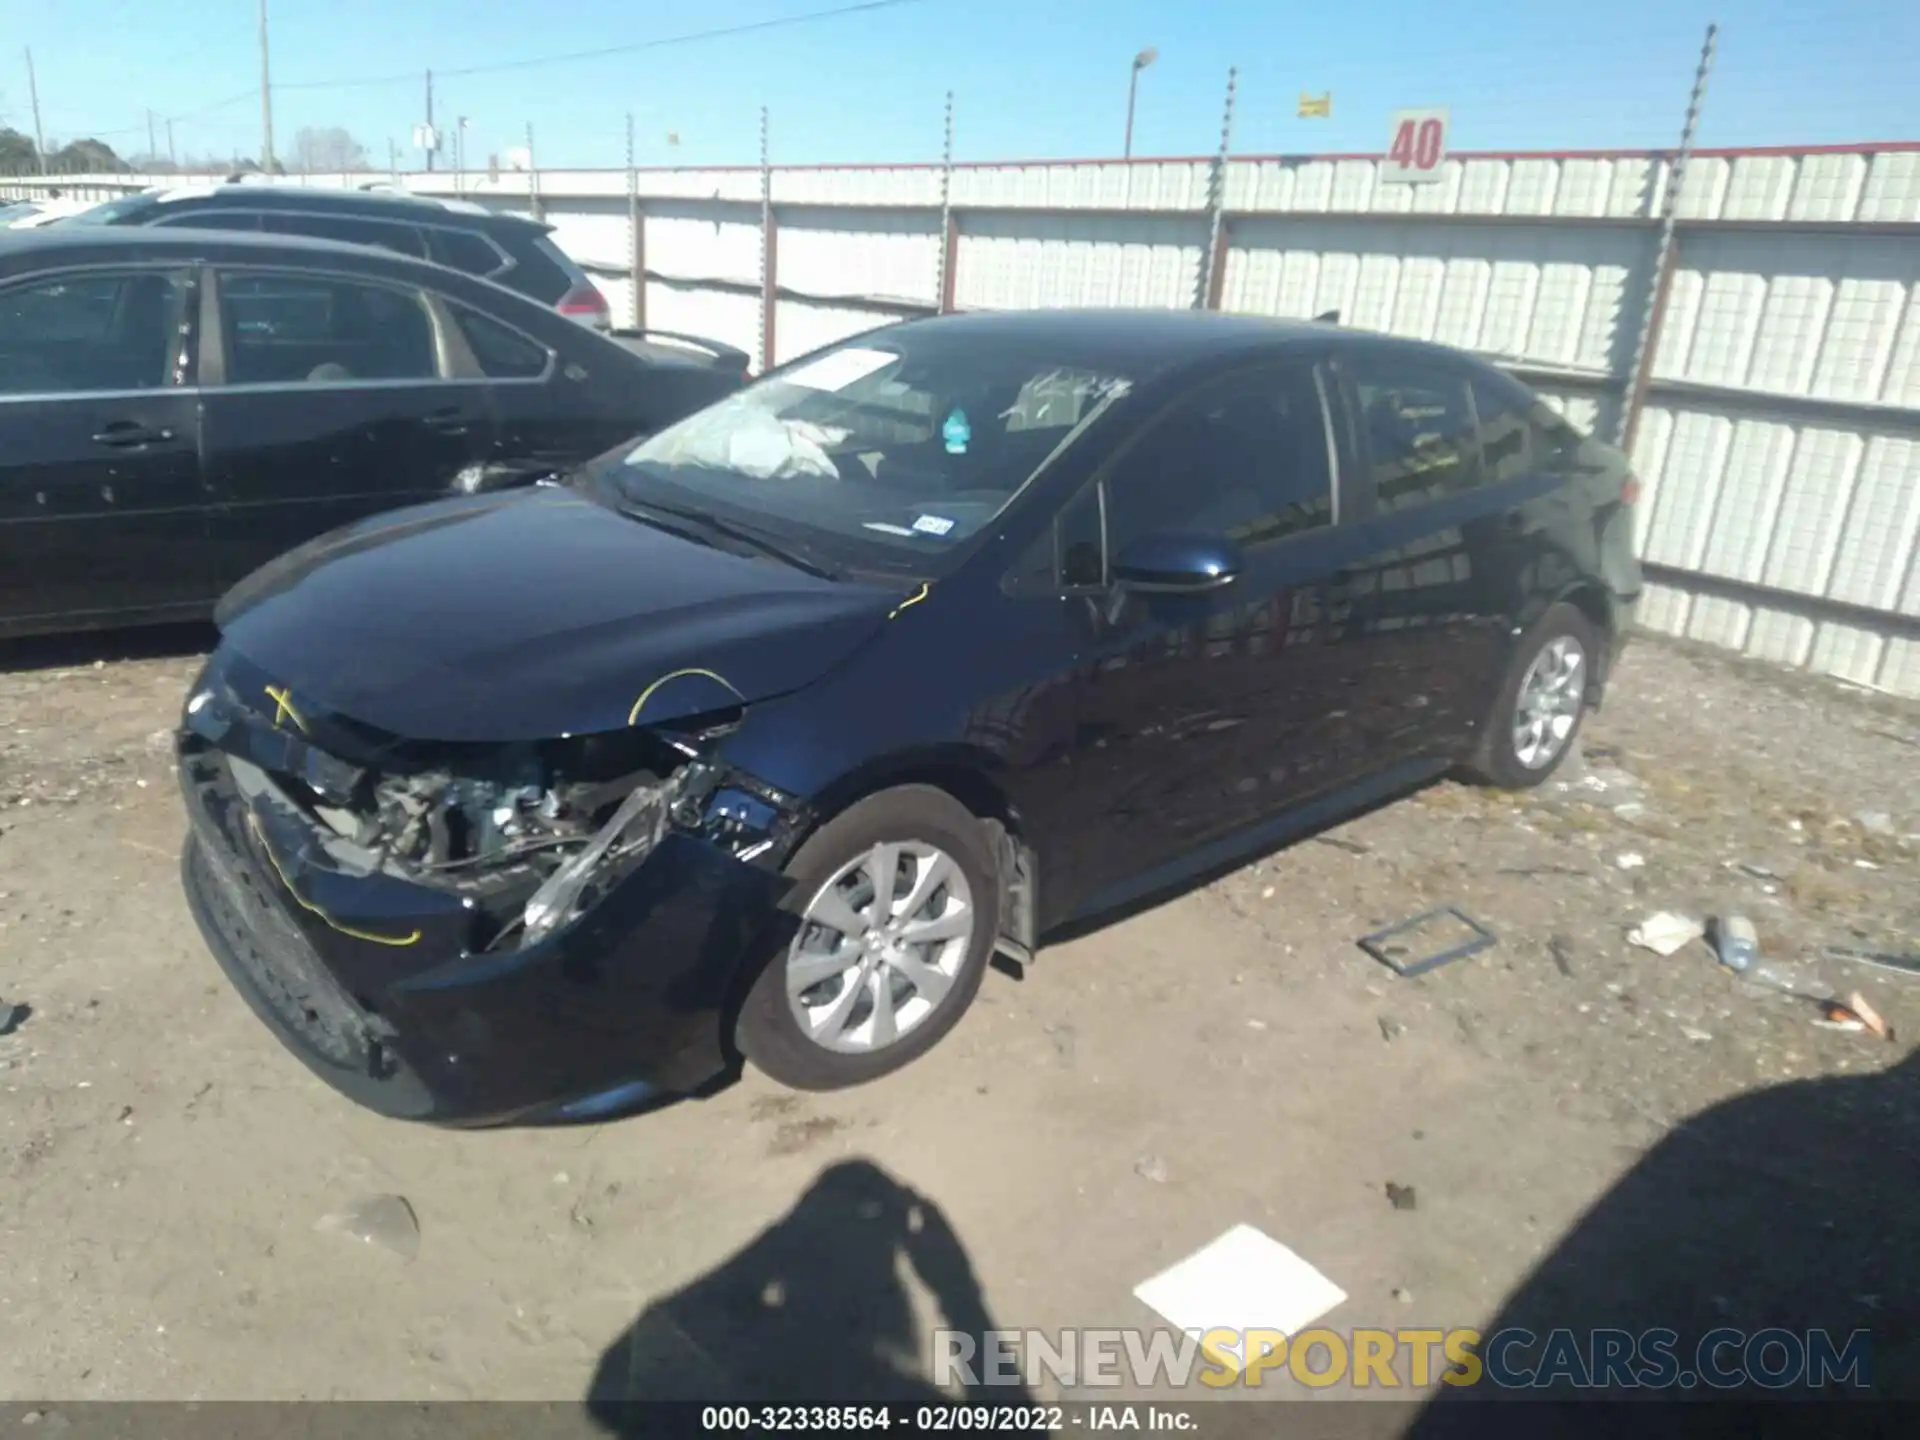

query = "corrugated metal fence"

[{"left": 8, "top": 144, "right": 1920, "bottom": 695}]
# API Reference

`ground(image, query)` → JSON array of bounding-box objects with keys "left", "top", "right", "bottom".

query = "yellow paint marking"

[
  {"left": 626, "top": 667, "right": 746, "bottom": 727},
  {"left": 246, "top": 814, "right": 423, "bottom": 948},
  {"left": 889, "top": 582, "right": 931, "bottom": 619},
  {"left": 263, "top": 684, "right": 309, "bottom": 735}
]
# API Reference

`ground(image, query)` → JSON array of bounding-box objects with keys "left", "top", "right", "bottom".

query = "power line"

[
  {"left": 48, "top": 0, "right": 930, "bottom": 153},
  {"left": 277, "top": 0, "right": 930, "bottom": 90}
]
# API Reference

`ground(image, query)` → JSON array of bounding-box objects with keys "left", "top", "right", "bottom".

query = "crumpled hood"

[{"left": 213, "top": 488, "right": 902, "bottom": 743}]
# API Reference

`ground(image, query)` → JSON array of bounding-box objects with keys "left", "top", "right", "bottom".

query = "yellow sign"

[{"left": 1298, "top": 92, "right": 1332, "bottom": 118}]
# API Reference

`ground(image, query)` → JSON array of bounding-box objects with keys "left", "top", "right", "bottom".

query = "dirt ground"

[{"left": 0, "top": 627, "right": 1915, "bottom": 1407}]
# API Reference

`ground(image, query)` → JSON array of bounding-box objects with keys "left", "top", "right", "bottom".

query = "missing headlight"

[{"left": 518, "top": 761, "right": 717, "bottom": 947}]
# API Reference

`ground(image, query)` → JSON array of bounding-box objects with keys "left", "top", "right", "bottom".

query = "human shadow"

[
  {"left": 585, "top": 1159, "right": 1031, "bottom": 1433},
  {"left": 1407, "top": 1051, "right": 1920, "bottom": 1435}
]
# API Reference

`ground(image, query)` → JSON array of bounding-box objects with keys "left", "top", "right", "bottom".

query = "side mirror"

[{"left": 1111, "top": 532, "right": 1243, "bottom": 594}]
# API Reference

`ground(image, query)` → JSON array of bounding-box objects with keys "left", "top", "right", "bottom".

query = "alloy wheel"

[
  {"left": 1511, "top": 635, "right": 1586, "bottom": 769},
  {"left": 785, "top": 841, "right": 975, "bottom": 1054}
]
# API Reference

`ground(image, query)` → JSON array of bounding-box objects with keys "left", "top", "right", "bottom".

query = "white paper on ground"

[{"left": 1132, "top": 1223, "right": 1347, "bottom": 1369}]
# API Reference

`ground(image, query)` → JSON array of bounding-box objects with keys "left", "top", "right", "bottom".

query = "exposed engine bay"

[{"left": 194, "top": 689, "right": 801, "bottom": 955}]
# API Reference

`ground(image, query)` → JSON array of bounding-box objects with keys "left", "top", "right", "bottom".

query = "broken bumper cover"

[{"left": 177, "top": 741, "right": 793, "bottom": 1126}]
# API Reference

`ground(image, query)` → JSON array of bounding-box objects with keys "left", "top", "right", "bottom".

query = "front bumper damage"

[{"left": 174, "top": 653, "right": 806, "bottom": 1126}]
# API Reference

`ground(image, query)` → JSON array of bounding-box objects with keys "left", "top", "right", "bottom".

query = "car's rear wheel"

[
  {"left": 736, "top": 785, "right": 999, "bottom": 1091},
  {"left": 1465, "top": 602, "right": 1600, "bottom": 789}
]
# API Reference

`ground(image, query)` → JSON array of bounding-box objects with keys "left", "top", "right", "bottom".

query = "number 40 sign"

[{"left": 1384, "top": 108, "right": 1450, "bottom": 184}]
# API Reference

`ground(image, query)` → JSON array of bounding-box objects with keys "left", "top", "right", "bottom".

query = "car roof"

[
  {"left": 875, "top": 307, "right": 1445, "bottom": 374},
  {"left": 883, "top": 307, "right": 1508, "bottom": 384},
  {"left": 113, "top": 182, "right": 543, "bottom": 230},
  {"left": 0, "top": 224, "right": 546, "bottom": 302}
]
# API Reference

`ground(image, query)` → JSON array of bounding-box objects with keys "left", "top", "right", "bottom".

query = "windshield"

[{"left": 608, "top": 329, "right": 1132, "bottom": 572}]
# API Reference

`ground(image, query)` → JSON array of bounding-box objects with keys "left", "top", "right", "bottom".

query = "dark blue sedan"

[{"left": 174, "top": 309, "right": 1642, "bottom": 1123}]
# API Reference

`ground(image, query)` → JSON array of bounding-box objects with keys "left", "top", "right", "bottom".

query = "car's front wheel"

[
  {"left": 1465, "top": 602, "right": 1601, "bottom": 789},
  {"left": 735, "top": 785, "right": 999, "bottom": 1091}
]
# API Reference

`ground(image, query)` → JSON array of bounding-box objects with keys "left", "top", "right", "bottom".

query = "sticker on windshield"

[
  {"left": 942, "top": 408, "right": 971, "bottom": 455},
  {"left": 863, "top": 521, "right": 916, "bottom": 537},
  {"left": 912, "top": 514, "right": 957, "bottom": 537},
  {"left": 782, "top": 347, "right": 897, "bottom": 393}
]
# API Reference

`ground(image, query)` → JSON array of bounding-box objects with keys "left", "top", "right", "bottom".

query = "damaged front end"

[{"left": 175, "top": 657, "right": 809, "bottom": 1125}]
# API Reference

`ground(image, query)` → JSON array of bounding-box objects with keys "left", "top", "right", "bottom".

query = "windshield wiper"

[{"left": 616, "top": 498, "right": 840, "bottom": 580}]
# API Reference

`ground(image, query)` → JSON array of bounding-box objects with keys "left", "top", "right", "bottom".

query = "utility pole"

[
  {"left": 166, "top": 119, "right": 177, "bottom": 168},
  {"left": 424, "top": 70, "right": 435, "bottom": 171},
  {"left": 147, "top": 110, "right": 157, "bottom": 166},
  {"left": 23, "top": 48, "right": 48, "bottom": 174},
  {"left": 257, "top": 0, "right": 275, "bottom": 172}
]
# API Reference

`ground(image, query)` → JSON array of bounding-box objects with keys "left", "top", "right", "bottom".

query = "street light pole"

[
  {"left": 257, "top": 0, "right": 275, "bottom": 172},
  {"left": 1124, "top": 46, "right": 1158, "bottom": 160}
]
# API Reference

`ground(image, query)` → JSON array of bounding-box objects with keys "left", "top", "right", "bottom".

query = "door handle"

[
  {"left": 422, "top": 408, "right": 473, "bottom": 436},
  {"left": 91, "top": 421, "right": 174, "bottom": 448}
]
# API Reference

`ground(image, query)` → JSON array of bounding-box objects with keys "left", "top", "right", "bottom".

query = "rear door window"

[
  {"left": 429, "top": 229, "right": 511, "bottom": 278},
  {"left": 1348, "top": 356, "right": 1484, "bottom": 510},
  {"left": 218, "top": 272, "right": 438, "bottom": 386},
  {"left": 0, "top": 269, "right": 191, "bottom": 396},
  {"left": 452, "top": 305, "right": 551, "bottom": 379},
  {"left": 262, "top": 211, "right": 428, "bottom": 259},
  {"left": 1470, "top": 371, "right": 1535, "bottom": 486}
]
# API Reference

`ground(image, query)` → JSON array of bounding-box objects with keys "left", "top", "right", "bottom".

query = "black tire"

[
  {"left": 1464, "top": 602, "right": 1601, "bottom": 789},
  {"left": 736, "top": 784, "right": 999, "bottom": 1091}
]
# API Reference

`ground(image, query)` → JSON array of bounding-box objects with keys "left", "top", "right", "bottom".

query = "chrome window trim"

[
  {"left": 0, "top": 385, "right": 203, "bottom": 405},
  {"left": 1313, "top": 362, "right": 1342, "bottom": 526}
]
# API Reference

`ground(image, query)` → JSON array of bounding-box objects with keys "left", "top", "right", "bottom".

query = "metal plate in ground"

[{"left": 1359, "top": 906, "right": 1497, "bottom": 977}]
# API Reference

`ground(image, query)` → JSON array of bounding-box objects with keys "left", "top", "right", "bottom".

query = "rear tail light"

[
  {"left": 1621, "top": 472, "right": 1642, "bottom": 505},
  {"left": 557, "top": 282, "right": 610, "bottom": 326}
]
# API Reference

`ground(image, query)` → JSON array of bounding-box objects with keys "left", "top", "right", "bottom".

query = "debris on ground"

[
  {"left": 1359, "top": 907, "right": 1497, "bottom": 977},
  {"left": 315, "top": 1194, "right": 421, "bottom": 1260},
  {"left": 1312, "top": 835, "right": 1371, "bottom": 856},
  {"left": 0, "top": 999, "right": 27, "bottom": 1037},
  {"left": 1826, "top": 945, "right": 1920, "bottom": 979},
  {"left": 1813, "top": 1007, "right": 1867, "bottom": 1034},
  {"left": 1385, "top": 1182, "right": 1418, "bottom": 1212},
  {"left": 1615, "top": 852, "right": 1646, "bottom": 871},
  {"left": 1047, "top": 1022, "right": 1077, "bottom": 1066},
  {"left": 1840, "top": 991, "right": 1894, "bottom": 1042},
  {"left": 1855, "top": 811, "right": 1896, "bottom": 837},
  {"left": 1709, "top": 914, "right": 1759, "bottom": 973},
  {"left": 1378, "top": 1016, "right": 1405, "bottom": 1042},
  {"left": 1392, "top": 1287, "right": 1415, "bottom": 1305},
  {"left": 1548, "top": 934, "right": 1575, "bottom": 978},
  {"left": 1134, "top": 1155, "right": 1169, "bottom": 1184},
  {"left": 1678, "top": 1026, "right": 1714, "bottom": 1043},
  {"left": 1627, "top": 912, "right": 1706, "bottom": 957}
]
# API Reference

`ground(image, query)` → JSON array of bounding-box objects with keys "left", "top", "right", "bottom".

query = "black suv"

[{"left": 58, "top": 182, "right": 615, "bottom": 330}]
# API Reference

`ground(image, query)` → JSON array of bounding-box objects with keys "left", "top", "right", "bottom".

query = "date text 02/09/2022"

[{"left": 694, "top": 1404, "right": 1201, "bottom": 1432}]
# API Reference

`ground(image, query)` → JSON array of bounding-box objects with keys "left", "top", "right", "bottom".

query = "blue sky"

[{"left": 6, "top": 0, "right": 1916, "bottom": 170}]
